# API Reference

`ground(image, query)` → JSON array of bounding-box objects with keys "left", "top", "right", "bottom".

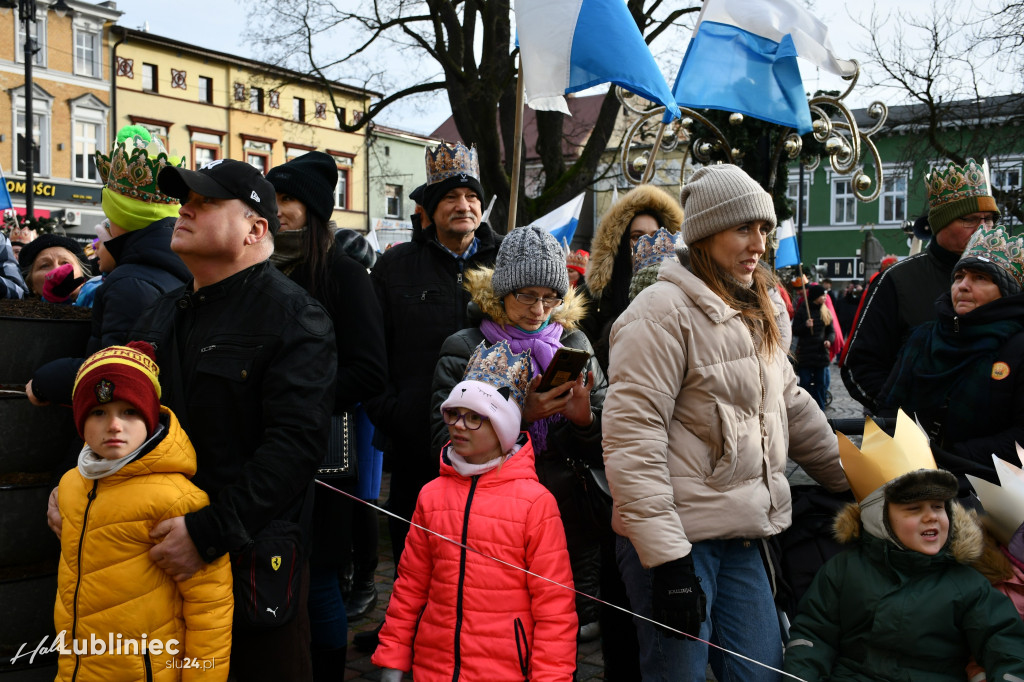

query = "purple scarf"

[{"left": 479, "top": 318, "right": 566, "bottom": 451}]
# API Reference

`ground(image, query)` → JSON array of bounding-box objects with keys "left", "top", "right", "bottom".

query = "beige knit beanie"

[{"left": 680, "top": 164, "right": 777, "bottom": 245}]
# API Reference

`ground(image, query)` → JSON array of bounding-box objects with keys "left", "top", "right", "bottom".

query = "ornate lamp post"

[{"left": 4, "top": 0, "right": 72, "bottom": 221}]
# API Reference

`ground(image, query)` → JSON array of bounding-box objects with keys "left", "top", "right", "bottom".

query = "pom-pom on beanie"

[{"left": 681, "top": 164, "right": 777, "bottom": 245}]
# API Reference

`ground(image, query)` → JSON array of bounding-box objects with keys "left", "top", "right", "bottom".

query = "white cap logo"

[
  {"left": 201, "top": 159, "right": 224, "bottom": 171},
  {"left": 250, "top": 190, "right": 261, "bottom": 203}
]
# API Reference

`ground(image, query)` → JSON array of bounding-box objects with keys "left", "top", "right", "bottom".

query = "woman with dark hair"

[
  {"left": 267, "top": 152, "right": 387, "bottom": 680},
  {"left": 604, "top": 164, "right": 847, "bottom": 680},
  {"left": 879, "top": 224, "right": 1024, "bottom": 493},
  {"left": 581, "top": 185, "right": 683, "bottom": 372}
]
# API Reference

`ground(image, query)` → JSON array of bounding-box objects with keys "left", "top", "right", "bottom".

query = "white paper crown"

[{"left": 967, "top": 445, "right": 1024, "bottom": 546}]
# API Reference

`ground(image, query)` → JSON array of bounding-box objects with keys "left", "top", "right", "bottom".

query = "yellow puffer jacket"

[{"left": 55, "top": 406, "right": 233, "bottom": 681}]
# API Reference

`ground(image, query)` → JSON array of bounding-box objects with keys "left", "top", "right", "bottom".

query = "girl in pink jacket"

[{"left": 372, "top": 340, "right": 578, "bottom": 681}]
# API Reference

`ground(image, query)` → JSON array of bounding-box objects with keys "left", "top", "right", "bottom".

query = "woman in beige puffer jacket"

[{"left": 603, "top": 164, "right": 849, "bottom": 682}]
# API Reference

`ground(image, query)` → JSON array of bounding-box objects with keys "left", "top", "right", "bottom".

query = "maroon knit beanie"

[{"left": 72, "top": 341, "right": 162, "bottom": 439}]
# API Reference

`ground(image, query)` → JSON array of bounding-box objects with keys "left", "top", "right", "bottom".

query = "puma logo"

[{"left": 266, "top": 606, "right": 279, "bottom": 617}]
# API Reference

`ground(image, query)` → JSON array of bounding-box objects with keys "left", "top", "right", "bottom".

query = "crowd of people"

[{"left": 5, "top": 128, "right": 1024, "bottom": 682}]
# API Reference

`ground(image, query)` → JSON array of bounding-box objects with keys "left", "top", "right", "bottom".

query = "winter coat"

[
  {"left": 580, "top": 184, "right": 683, "bottom": 371},
  {"left": 131, "top": 261, "right": 336, "bottom": 562},
  {"left": 793, "top": 303, "right": 836, "bottom": 369},
  {"left": 878, "top": 292, "right": 1024, "bottom": 484},
  {"left": 0, "top": 231, "right": 27, "bottom": 298},
  {"left": 365, "top": 221, "right": 501, "bottom": 485},
  {"left": 30, "top": 218, "right": 191, "bottom": 406},
  {"left": 56, "top": 407, "right": 233, "bottom": 681},
  {"left": 784, "top": 503, "right": 1024, "bottom": 681},
  {"left": 842, "top": 238, "right": 962, "bottom": 412},
  {"left": 602, "top": 259, "right": 849, "bottom": 569},
  {"left": 371, "top": 437, "right": 578, "bottom": 681}
]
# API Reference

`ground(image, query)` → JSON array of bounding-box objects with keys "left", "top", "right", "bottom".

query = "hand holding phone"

[{"left": 536, "top": 347, "right": 591, "bottom": 393}]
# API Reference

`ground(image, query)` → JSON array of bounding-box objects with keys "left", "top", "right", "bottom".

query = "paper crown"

[
  {"left": 96, "top": 132, "right": 184, "bottom": 205},
  {"left": 566, "top": 249, "right": 589, "bottom": 272},
  {"left": 967, "top": 445, "right": 1024, "bottom": 546},
  {"left": 958, "top": 224, "right": 1024, "bottom": 290},
  {"left": 632, "top": 227, "right": 678, "bottom": 275},
  {"left": 837, "top": 409, "right": 938, "bottom": 503},
  {"left": 926, "top": 158, "right": 995, "bottom": 210},
  {"left": 462, "top": 340, "right": 531, "bottom": 412},
  {"left": 425, "top": 141, "right": 480, "bottom": 187}
]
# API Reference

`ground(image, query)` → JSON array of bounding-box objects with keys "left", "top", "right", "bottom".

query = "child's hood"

[
  {"left": 113, "top": 406, "right": 198, "bottom": 480},
  {"left": 833, "top": 500, "right": 983, "bottom": 564}
]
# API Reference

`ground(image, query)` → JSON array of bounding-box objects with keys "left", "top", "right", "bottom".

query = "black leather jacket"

[{"left": 131, "top": 261, "right": 337, "bottom": 562}]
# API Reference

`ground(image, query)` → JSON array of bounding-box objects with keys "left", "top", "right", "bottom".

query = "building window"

[
  {"left": 73, "top": 121, "right": 101, "bottom": 181},
  {"left": 16, "top": 14, "right": 45, "bottom": 66},
  {"left": 385, "top": 184, "right": 402, "bottom": 218},
  {"left": 286, "top": 146, "right": 312, "bottom": 161},
  {"left": 191, "top": 131, "right": 223, "bottom": 169},
  {"left": 13, "top": 88, "right": 52, "bottom": 177},
  {"left": 992, "top": 162, "right": 1022, "bottom": 226},
  {"left": 832, "top": 178, "right": 856, "bottom": 225},
  {"left": 250, "top": 87, "right": 264, "bottom": 113},
  {"left": 293, "top": 97, "right": 305, "bottom": 122},
  {"left": 244, "top": 141, "right": 272, "bottom": 174},
  {"left": 880, "top": 173, "right": 908, "bottom": 223},
  {"left": 336, "top": 107, "right": 347, "bottom": 127},
  {"left": 74, "top": 26, "right": 101, "bottom": 77},
  {"left": 333, "top": 156, "right": 352, "bottom": 209},
  {"left": 199, "top": 76, "right": 213, "bottom": 104},
  {"left": 138, "top": 123, "right": 168, "bottom": 151},
  {"left": 142, "top": 63, "right": 158, "bottom": 92},
  {"left": 787, "top": 175, "right": 809, "bottom": 225}
]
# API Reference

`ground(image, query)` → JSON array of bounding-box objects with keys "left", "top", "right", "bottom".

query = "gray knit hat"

[
  {"left": 492, "top": 226, "right": 569, "bottom": 298},
  {"left": 680, "top": 164, "right": 777, "bottom": 245}
]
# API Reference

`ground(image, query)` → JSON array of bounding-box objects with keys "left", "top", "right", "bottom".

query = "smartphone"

[{"left": 536, "top": 347, "right": 591, "bottom": 392}]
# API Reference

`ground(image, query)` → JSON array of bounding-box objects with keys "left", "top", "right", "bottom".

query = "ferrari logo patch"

[
  {"left": 992, "top": 362, "right": 1011, "bottom": 381},
  {"left": 271, "top": 555, "right": 282, "bottom": 571}
]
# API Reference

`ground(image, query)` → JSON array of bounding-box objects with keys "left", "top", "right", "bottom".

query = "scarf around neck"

[
  {"left": 269, "top": 227, "right": 306, "bottom": 271},
  {"left": 480, "top": 317, "right": 564, "bottom": 375}
]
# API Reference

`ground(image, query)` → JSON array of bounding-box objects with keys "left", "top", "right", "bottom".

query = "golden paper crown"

[
  {"left": 926, "top": 158, "right": 994, "bottom": 209},
  {"left": 425, "top": 141, "right": 480, "bottom": 187},
  {"left": 96, "top": 134, "right": 184, "bottom": 205},
  {"left": 837, "top": 409, "right": 937, "bottom": 502},
  {"left": 967, "top": 446, "right": 1024, "bottom": 546}
]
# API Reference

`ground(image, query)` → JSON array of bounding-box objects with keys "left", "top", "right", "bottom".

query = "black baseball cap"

[{"left": 158, "top": 159, "right": 281, "bottom": 234}]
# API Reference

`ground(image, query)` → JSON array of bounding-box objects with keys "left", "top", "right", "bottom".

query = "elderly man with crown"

[
  {"left": 784, "top": 411, "right": 1024, "bottom": 681},
  {"left": 843, "top": 158, "right": 1001, "bottom": 414},
  {"left": 361, "top": 140, "right": 501, "bottom": 649},
  {"left": 875, "top": 223, "right": 1024, "bottom": 495},
  {"left": 27, "top": 125, "right": 191, "bottom": 408}
]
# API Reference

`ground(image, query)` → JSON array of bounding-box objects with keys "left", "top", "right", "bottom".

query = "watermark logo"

[{"left": 10, "top": 631, "right": 211, "bottom": 670}]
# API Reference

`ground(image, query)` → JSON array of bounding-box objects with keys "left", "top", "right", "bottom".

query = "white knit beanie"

[
  {"left": 492, "top": 226, "right": 570, "bottom": 298},
  {"left": 681, "top": 164, "right": 777, "bottom": 245}
]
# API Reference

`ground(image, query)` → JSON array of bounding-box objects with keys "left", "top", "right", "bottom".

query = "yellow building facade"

[{"left": 111, "top": 27, "right": 374, "bottom": 231}]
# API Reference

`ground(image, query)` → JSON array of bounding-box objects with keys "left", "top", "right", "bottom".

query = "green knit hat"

[{"left": 925, "top": 158, "right": 1000, "bottom": 234}]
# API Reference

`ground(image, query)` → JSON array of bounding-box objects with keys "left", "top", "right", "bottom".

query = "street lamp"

[{"left": 4, "top": 0, "right": 72, "bottom": 221}]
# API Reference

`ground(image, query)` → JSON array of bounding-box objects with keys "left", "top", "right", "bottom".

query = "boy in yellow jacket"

[{"left": 54, "top": 341, "right": 233, "bottom": 680}]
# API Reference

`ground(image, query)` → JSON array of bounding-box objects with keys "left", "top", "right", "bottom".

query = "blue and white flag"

[
  {"left": 515, "top": 0, "right": 679, "bottom": 119},
  {"left": 666, "top": 0, "right": 856, "bottom": 132},
  {"left": 0, "top": 162, "right": 13, "bottom": 212},
  {"left": 526, "top": 193, "right": 586, "bottom": 246},
  {"left": 774, "top": 218, "right": 801, "bottom": 268}
]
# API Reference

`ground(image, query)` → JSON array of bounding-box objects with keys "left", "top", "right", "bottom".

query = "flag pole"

[
  {"left": 798, "top": 263, "right": 812, "bottom": 317},
  {"left": 508, "top": 56, "right": 526, "bottom": 232},
  {"left": 640, "top": 120, "right": 667, "bottom": 185}
]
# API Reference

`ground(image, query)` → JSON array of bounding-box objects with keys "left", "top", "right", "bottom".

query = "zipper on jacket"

[
  {"left": 746, "top": 327, "right": 767, "bottom": 442},
  {"left": 451, "top": 475, "right": 480, "bottom": 682},
  {"left": 455, "top": 262, "right": 466, "bottom": 328},
  {"left": 953, "top": 316, "right": 960, "bottom": 334},
  {"left": 143, "top": 650, "right": 153, "bottom": 681},
  {"left": 70, "top": 480, "right": 99, "bottom": 682},
  {"left": 514, "top": 617, "right": 530, "bottom": 681}
]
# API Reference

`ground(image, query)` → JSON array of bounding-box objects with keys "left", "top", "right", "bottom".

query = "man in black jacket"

[
  {"left": 842, "top": 158, "right": 1000, "bottom": 413},
  {"left": 131, "top": 160, "right": 336, "bottom": 680},
  {"left": 363, "top": 142, "right": 500, "bottom": 640}
]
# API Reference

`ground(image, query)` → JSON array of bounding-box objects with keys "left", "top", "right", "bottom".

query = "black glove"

[{"left": 651, "top": 555, "right": 706, "bottom": 639}]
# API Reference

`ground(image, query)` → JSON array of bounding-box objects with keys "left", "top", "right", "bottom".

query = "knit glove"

[
  {"left": 42, "top": 263, "right": 86, "bottom": 304},
  {"left": 651, "top": 555, "right": 706, "bottom": 639}
]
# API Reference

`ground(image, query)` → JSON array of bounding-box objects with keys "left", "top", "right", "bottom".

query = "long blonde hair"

[
  {"left": 689, "top": 241, "right": 782, "bottom": 358},
  {"left": 818, "top": 300, "right": 833, "bottom": 327}
]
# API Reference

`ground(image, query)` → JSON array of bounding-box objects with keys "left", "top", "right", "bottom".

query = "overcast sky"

[{"left": 110, "top": 0, "right": 1010, "bottom": 137}]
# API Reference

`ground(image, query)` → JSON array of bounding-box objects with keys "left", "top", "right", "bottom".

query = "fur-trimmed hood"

[
  {"left": 463, "top": 265, "right": 588, "bottom": 330},
  {"left": 832, "top": 500, "right": 983, "bottom": 564},
  {"left": 585, "top": 184, "right": 683, "bottom": 298}
]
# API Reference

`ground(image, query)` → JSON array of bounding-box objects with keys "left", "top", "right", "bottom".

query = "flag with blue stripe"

[
  {"left": 526, "top": 193, "right": 586, "bottom": 246},
  {"left": 0, "top": 163, "right": 13, "bottom": 212},
  {"left": 665, "top": 0, "right": 856, "bottom": 132},
  {"left": 775, "top": 218, "right": 801, "bottom": 268},
  {"left": 515, "top": 0, "right": 679, "bottom": 119}
]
